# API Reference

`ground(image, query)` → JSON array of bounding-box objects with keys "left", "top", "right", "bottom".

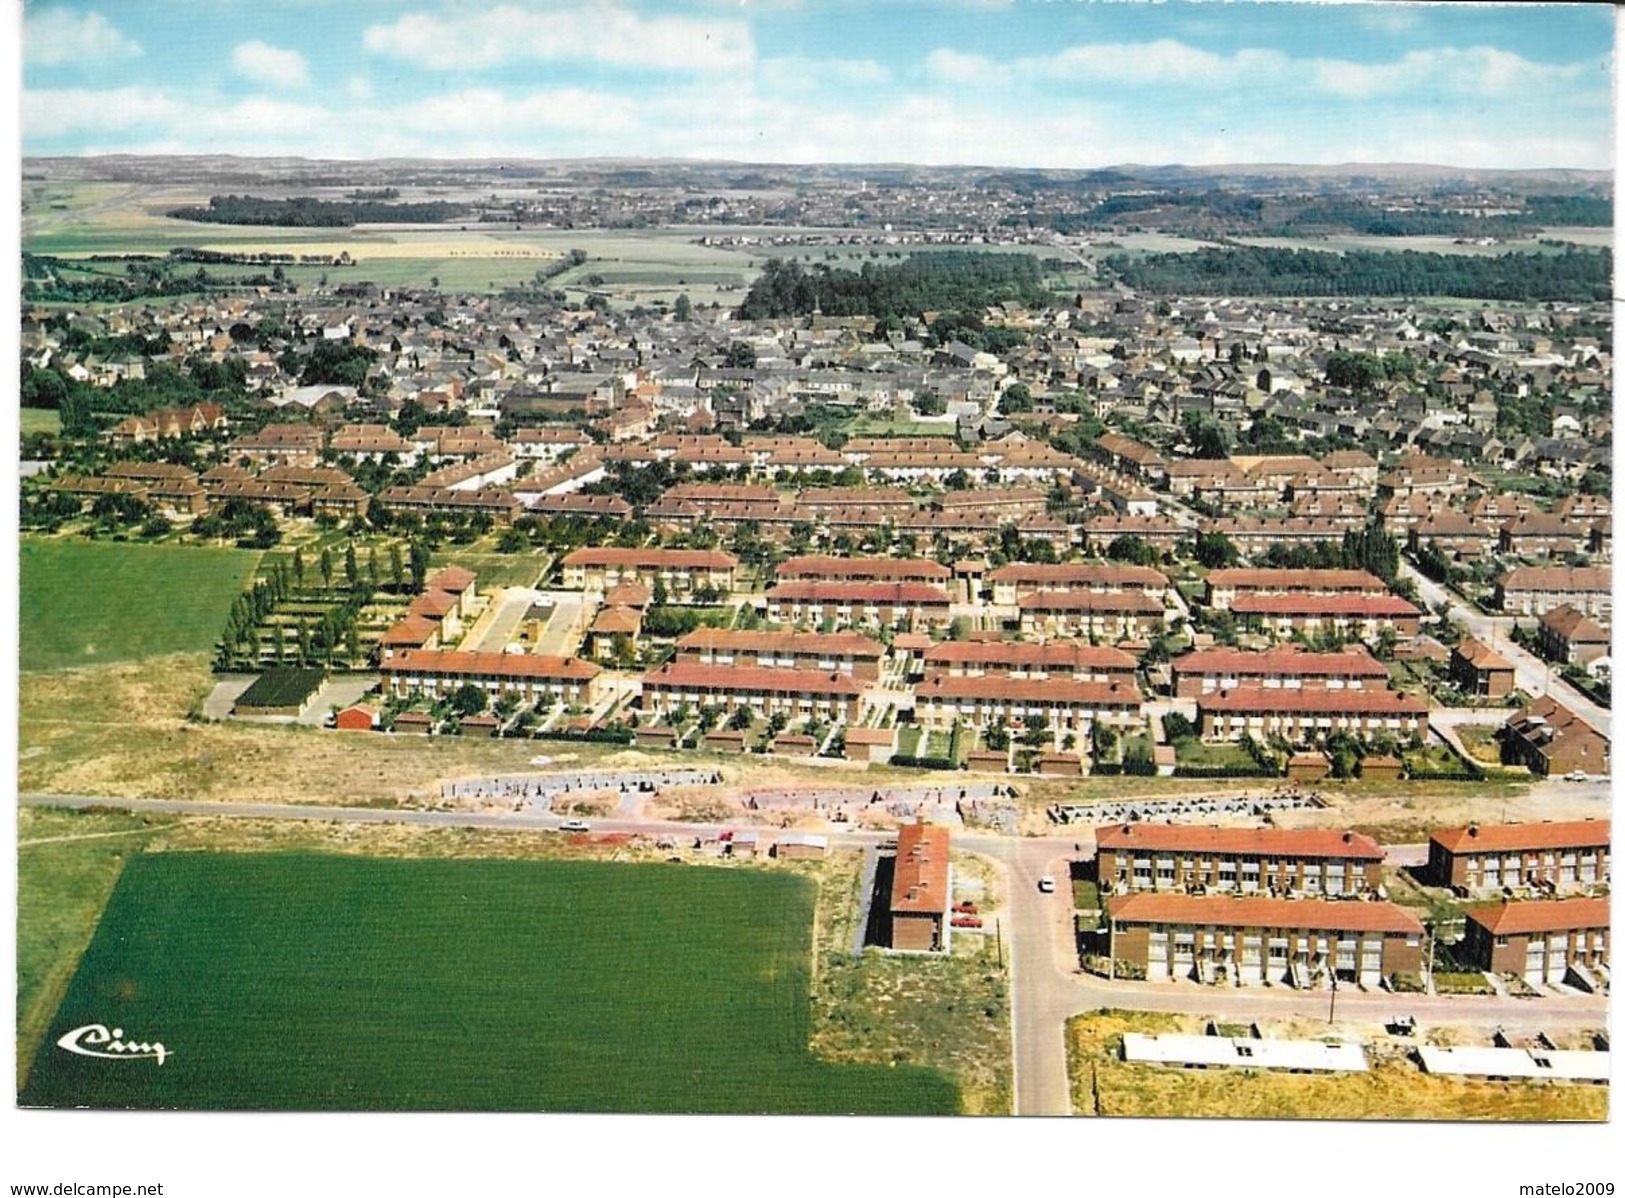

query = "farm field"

[
  {"left": 19, "top": 852, "right": 959, "bottom": 1113},
  {"left": 1067, "top": 1009, "right": 1607, "bottom": 1121},
  {"left": 18, "top": 538, "right": 261, "bottom": 671},
  {"left": 15, "top": 807, "right": 170, "bottom": 1090},
  {"left": 22, "top": 182, "right": 766, "bottom": 300}
]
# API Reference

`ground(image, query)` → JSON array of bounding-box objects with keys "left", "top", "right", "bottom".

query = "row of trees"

[
  {"left": 168, "top": 194, "right": 469, "bottom": 227},
  {"left": 1105, "top": 245, "right": 1612, "bottom": 302},
  {"left": 1012, "top": 191, "right": 1610, "bottom": 239},
  {"left": 735, "top": 252, "right": 1049, "bottom": 321}
]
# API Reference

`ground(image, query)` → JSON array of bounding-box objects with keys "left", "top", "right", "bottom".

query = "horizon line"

[{"left": 20, "top": 153, "right": 1615, "bottom": 177}]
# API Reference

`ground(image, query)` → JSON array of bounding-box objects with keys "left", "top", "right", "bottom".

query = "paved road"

[
  {"left": 1402, "top": 560, "right": 1610, "bottom": 737},
  {"left": 957, "top": 833, "right": 1083, "bottom": 1116},
  {"left": 534, "top": 590, "right": 589, "bottom": 657}
]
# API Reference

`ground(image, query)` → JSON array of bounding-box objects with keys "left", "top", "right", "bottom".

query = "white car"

[
  {"left": 1564, "top": 770, "right": 1588, "bottom": 782},
  {"left": 1037, "top": 876, "right": 1057, "bottom": 893},
  {"left": 558, "top": 819, "right": 592, "bottom": 832}
]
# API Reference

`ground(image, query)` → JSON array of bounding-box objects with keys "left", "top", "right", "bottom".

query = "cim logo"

[{"left": 57, "top": 1024, "right": 171, "bottom": 1067}]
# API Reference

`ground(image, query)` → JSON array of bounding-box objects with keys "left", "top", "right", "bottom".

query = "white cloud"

[
  {"left": 231, "top": 41, "right": 312, "bottom": 90},
  {"left": 924, "top": 48, "right": 1001, "bottom": 86},
  {"left": 760, "top": 56, "right": 891, "bottom": 91},
  {"left": 929, "top": 37, "right": 1598, "bottom": 104},
  {"left": 1310, "top": 46, "right": 1591, "bottom": 98},
  {"left": 24, "top": 9, "right": 141, "bottom": 66},
  {"left": 363, "top": 4, "right": 754, "bottom": 72},
  {"left": 1353, "top": 6, "right": 1423, "bottom": 36}
]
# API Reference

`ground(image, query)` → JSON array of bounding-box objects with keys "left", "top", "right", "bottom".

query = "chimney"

[{"left": 1468, "top": 823, "right": 1479, "bottom": 838}]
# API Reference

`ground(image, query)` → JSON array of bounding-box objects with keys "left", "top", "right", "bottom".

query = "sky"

[{"left": 13, "top": 1, "right": 1620, "bottom": 171}]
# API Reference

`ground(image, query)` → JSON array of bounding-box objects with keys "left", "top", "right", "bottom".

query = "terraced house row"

[{"left": 1098, "top": 820, "right": 1609, "bottom": 990}]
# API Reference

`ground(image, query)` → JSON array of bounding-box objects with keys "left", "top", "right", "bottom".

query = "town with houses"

[{"left": 16, "top": 160, "right": 1614, "bottom": 1122}]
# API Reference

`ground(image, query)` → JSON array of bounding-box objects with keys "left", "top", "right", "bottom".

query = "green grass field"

[
  {"left": 16, "top": 808, "right": 168, "bottom": 1090},
  {"left": 19, "top": 853, "right": 958, "bottom": 1113},
  {"left": 19, "top": 538, "right": 261, "bottom": 671},
  {"left": 20, "top": 408, "right": 62, "bottom": 435}
]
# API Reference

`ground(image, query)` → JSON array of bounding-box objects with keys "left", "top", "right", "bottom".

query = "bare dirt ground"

[{"left": 21, "top": 656, "right": 1598, "bottom": 846}]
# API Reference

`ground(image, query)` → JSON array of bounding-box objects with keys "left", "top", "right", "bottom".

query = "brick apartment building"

[
  {"left": 1203, "top": 568, "right": 1390, "bottom": 611},
  {"left": 912, "top": 675, "right": 1143, "bottom": 745},
  {"left": 985, "top": 562, "right": 1169, "bottom": 605},
  {"left": 381, "top": 650, "right": 601, "bottom": 708},
  {"left": 673, "top": 629, "right": 886, "bottom": 680},
  {"left": 1449, "top": 638, "right": 1518, "bottom": 699},
  {"left": 1426, "top": 819, "right": 1609, "bottom": 893},
  {"left": 1197, "top": 686, "right": 1429, "bottom": 744},
  {"left": 1170, "top": 645, "right": 1390, "bottom": 698},
  {"left": 1502, "top": 697, "right": 1611, "bottom": 778},
  {"left": 765, "top": 581, "right": 952, "bottom": 632},
  {"left": 561, "top": 548, "right": 738, "bottom": 595},
  {"left": 890, "top": 821, "right": 951, "bottom": 952},
  {"left": 638, "top": 661, "right": 866, "bottom": 724},
  {"left": 773, "top": 555, "right": 953, "bottom": 588},
  {"left": 921, "top": 639, "right": 1139, "bottom": 684},
  {"left": 1016, "top": 590, "right": 1167, "bottom": 640},
  {"left": 1095, "top": 824, "right": 1386, "bottom": 897},
  {"left": 1460, "top": 897, "right": 1609, "bottom": 985},
  {"left": 1229, "top": 593, "right": 1423, "bottom": 640},
  {"left": 1106, "top": 893, "right": 1423, "bottom": 986}
]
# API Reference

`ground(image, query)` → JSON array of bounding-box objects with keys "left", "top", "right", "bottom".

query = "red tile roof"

[
  {"left": 383, "top": 650, "right": 600, "bottom": 681},
  {"left": 1171, "top": 646, "right": 1389, "bottom": 678},
  {"left": 1017, "top": 590, "right": 1164, "bottom": 614},
  {"left": 676, "top": 628, "right": 886, "bottom": 658},
  {"left": 1230, "top": 593, "right": 1421, "bottom": 618},
  {"left": 776, "top": 555, "right": 952, "bottom": 582},
  {"left": 987, "top": 562, "right": 1169, "bottom": 589},
  {"left": 1430, "top": 819, "right": 1609, "bottom": 855},
  {"left": 768, "top": 581, "right": 952, "bottom": 605},
  {"left": 1452, "top": 638, "right": 1514, "bottom": 671},
  {"left": 1200, "top": 686, "right": 1427, "bottom": 715},
  {"left": 1464, "top": 897, "right": 1610, "bottom": 936},
  {"left": 1207, "top": 568, "right": 1388, "bottom": 591},
  {"left": 1108, "top": 893, "right": 1423, "bottom": 935},
  {"left": 380, "top": 616, "right": 440, "bottom": 647},
  {"left": 923, "top": 640, "right": 1138, "bottom": 671},
  {"left": 563, "top": 547, "right": 738, "bottom": 569},
  {"left": 1095, "top": 823, "right": 1384, "bottom": 861},
  {"left": 892, "top": 822, "right": 951, "bottom": 915},
  {"left": 641, "top": 662, "right": 867, "bottom": 697},
  {"left": 916, "top": 675, "right": 1142, "bottom": 705},
  {"left": 590, "top": 605, "right": 643, "bottom": 635},
  {"left": 426, "top": 565, "right": 476, "bottom": 592},
  {"left": 1498, "top": 566, "right": 1611, "bottom": 592}
]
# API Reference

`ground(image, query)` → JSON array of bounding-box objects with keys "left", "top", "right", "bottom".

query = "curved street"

[{"left": 1401, "top": 559, "right": 1610, "bottom": 737}]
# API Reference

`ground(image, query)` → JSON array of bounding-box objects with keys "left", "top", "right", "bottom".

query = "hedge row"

[
  {"left": 1172, "top": 764, "right": 1280, "bottom": 779},
  {"left": 890, "top": 754, "right": 960, "bottom": 771},
  {"left": 532, "top": 727, "right": 636, "bottom": 745}
]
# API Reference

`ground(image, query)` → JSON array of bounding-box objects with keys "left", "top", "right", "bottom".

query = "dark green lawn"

[
  {"left": 19, "top": 854, "right": 957, "bottom": 1113},
  {"left": 19, "top": 538, "right": 261, "bottom": 670}
]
